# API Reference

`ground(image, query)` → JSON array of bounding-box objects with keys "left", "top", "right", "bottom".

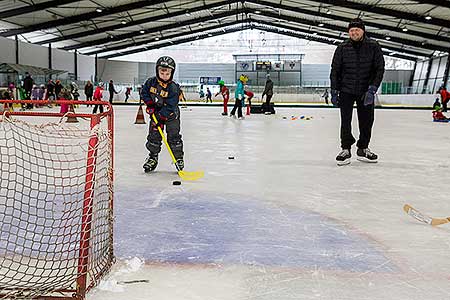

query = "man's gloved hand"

[
  {"left": 146, "top": 105, "right": 155, "bottom": 115},
  {"left": 363, "top": 85, "right": 378, "bottom": 106},
  {"left": 331, "top": 90, "right": 340, "bottom": 107}
]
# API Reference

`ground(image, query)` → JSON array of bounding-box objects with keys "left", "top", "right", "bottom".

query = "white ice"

[{"left": 9, "top": 105, "right": 450, "bottom": 299}]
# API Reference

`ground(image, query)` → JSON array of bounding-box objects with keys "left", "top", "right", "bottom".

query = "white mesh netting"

[{"left": 0, "top": 115, "right": 114, "bottom": 299}]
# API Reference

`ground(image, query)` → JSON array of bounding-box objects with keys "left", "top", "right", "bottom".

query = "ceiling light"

[
  {"left": 208, "top": 33, "right": 212, "bottom": 36},
  {"left": 385, "top": 36, "right": 391, "bottom": 40},
  {"left": 155, "top": 37, "right": 159, "bottom": 41},
  {"left": 121, "top": 21, "right": 127, "bottom": 25},
  {"left": 402, "top": 27, "right": 408, "bottom": 32},
  {"left": 140, "top": 30, "right": 145, "bottom": 34},
  {"left": 312, "top": 32, "right": 317, "bottom": 35},
  {"left": 425, "top": 16, "right": 432, "bottom": 20},
  {"left": 255, "top": 10, "right": 260, "bottom": 14},
  {"left": 318, "top": 23, "right": 324, "bottom": 27},
  {"left": 186, "top": 12, "right": 191, "bottom": 16},
  {"left": 389, "top": 52, "right": 395, "bottom": 55},
  {"left": 96, "top": 8, "right": 102, "bottom": 13}
]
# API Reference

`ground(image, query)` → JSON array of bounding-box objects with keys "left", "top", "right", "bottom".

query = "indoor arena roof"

[{"left": 0, "top": 0, "right": 449, "bottom": 61}]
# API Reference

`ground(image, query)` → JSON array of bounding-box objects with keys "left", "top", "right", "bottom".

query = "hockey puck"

[
  {"left": 172, "top": 181, "right": 182, "bottom": 185},
  {"left": 228, "top": 156, "right": 235, "bottom": 159},
  {"left": 282, "top": 116, "right": 287, "bottom": 119}
]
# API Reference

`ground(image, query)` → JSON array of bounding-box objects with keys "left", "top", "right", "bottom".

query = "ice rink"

[{"left": 78, "top": 106, "right": 450, "bottom": 299}]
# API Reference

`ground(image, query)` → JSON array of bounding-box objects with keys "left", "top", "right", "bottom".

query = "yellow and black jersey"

[{"left": 142, "top": 77, "right": 181, "bottom": 118}]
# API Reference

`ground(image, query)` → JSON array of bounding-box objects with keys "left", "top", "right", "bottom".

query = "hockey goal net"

[{"left": 0, "top": 100, "right": 114, "bottom": 300}]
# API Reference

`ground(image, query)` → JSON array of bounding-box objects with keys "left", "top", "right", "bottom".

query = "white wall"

[
  {"left": 97, "top": 59, "right": 138, "bottom": 84},
  {"left": 52, "top": 48, "right": 74, "bottom": 74},
  {"left": 0, "top": 37, "right": 17, "bottom": 64},
  {"left": 0, "top": 37, "right": 95, "bottom": 81},
  {"left": 77, "top": 54, "right": 95, "bottom": 81},
  {"left": 19, "top": 42, "right": 47, "bottom": 68}
]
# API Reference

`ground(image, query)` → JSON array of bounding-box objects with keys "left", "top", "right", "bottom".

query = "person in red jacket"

[
  {"left": 438, "top": 86, "right": 450, "bottom": 112},
  {"left": 433, "top": 107, "right": 449, "bottom": 122},
  {"left": 92, "top": 82, "right": 104, "bottom": 114},
  {"left": 244, "top": 89, "right": 254, "bottom": 116},
  {"left": 215, "top": 80, "right": 229, "bottom": 116}
]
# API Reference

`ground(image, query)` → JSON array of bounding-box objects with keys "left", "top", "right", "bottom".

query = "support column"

[
  {"left": 15, "top": 35, "right": 19, "bottom": 64},
  {"left": 74, "top": 49, "right": 78, "bottom": 80},
  {"left": 94, "top": 54, "right": 98, "bottom": 83},
  {"left": 422, "top": 57, "right": 433, "bottom": 93}
]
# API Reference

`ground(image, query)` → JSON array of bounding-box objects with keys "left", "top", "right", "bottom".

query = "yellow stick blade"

[{"left": 178, "top": 170, "right": 204, "bottom": 181}]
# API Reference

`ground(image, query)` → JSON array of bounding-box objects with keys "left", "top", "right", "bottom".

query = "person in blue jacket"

[
  {"left": 230, "top": 74, "right": 247, "bottom": 119},
  {"left": 141, "top": 56, "right": 184, "bottom": 172}
]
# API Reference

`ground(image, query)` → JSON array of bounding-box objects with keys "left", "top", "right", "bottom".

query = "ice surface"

[{"left": 6, "top": 105, "right": 450, "bottom": 299}]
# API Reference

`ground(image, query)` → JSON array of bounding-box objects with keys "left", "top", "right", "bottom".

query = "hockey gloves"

[
  {"left": 363, "top": 85, "right": 377, "bottom": 106},
  {"left": 146, "top": 105, "right": 155, "bottom": 115},
  {"left": 331, "top": 90, "right": 340, "bottom": 107},
  {"left": 151, "top": 113, "right": 167, "bottom": 130}
]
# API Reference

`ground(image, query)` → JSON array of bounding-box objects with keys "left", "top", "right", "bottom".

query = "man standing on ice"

[{"left": 330, "top": 18, "right": 385, "bottom": 166}]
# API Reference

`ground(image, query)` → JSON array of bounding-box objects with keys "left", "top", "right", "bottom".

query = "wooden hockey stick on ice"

[{"left": 403, "top": 204, "right": 450, "bottom": 226}]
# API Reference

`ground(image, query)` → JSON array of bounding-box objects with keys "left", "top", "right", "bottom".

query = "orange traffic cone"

[
  {"left": 66, "top": 104, "right": 78, "bottom": 123},
  {"left": 134, "top": 105, "right": 146, "bottom": 124}
]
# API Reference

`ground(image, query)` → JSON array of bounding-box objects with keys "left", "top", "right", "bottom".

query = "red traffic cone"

[
  {"left": 66, "top": 104, "right": 78, "bottom": 123},
  {"left": 135, "top": 105, "right": 146, "bottom": 124}
]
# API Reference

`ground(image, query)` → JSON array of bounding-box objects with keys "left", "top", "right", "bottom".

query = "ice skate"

[{"left": 143, "top": 154, "right": 158, "bottom": 172}]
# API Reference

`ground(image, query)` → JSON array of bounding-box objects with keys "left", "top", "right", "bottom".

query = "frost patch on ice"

[{"left": 95, "top": 257, "right": 145, "bottom": 293}]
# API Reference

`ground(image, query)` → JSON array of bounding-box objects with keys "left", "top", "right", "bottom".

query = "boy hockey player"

[{"left": 142, "top": 56, "right": 184, "bottom": 172}]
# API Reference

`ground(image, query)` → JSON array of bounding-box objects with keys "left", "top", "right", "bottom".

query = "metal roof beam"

[
  {"left": 100, "top": 24, "right": 251, "bottom": 59},
  {"left": 412, "top": 0, "right": 450, "bottom": 9},
  {"left": 61, "top": 8, "right": 247, "bottom": 51},
  {"left": 255, "top": 25, "right": 417, "bottom": 61},
  {"left": 247, "top": 0, "right": 450, "bottom": 44},
  {"left": 83, "top": 20, "right": 244, "bottom": 55},
  {"left": 257, "top": 10, "right": 449, "bottom": 52},
  {"left": 91, "top": 16, "right": 427, "bottom": 58},
  {"left": 0, "top": 0, "right": 171, "bottom": 37},
  {"left": 100, "top": 21, "right": 417, "bottom": 62},
  {"left": 309, "top": 0, "right": 450, "bottom": 28},
  {"left": 0, "top": 0, "right": 80, "bottom": 19},
  {"left": 36, "top": 0, "right": 240, "bottom": 45},
  {"left": 254, "top": 19, "right": 430, "bottom": 57}
]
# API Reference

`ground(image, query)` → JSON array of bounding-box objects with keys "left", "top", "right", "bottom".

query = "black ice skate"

[
  {"left": 357, "top": 148, "right": 378, "bottom": 163},
  {"left": 336, "top": 149, "right": 351, "bottom": 166},
  {"left": 175, "top": 159, "right": 184, "bottom": 171},
  {"left": 143, "top": 154, "right": 158, "bottom": 172},
  {"left": 221, "top": 112, "right": 228, "bottom": 116}
]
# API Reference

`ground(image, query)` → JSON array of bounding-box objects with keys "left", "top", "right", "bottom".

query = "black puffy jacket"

[{"left": 330, "top": 37, "right": 385, "bottom": 95}]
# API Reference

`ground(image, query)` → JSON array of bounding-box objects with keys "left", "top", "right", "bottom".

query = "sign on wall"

[
  {"left": 199, "top": 76, "right": 221, "bottom": 85},
  {"left": 237, "top": 61, "right": 253, "bottom": 71},
  {"left": 284, "top": 60, "right": 301, "bottom": 71}
]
